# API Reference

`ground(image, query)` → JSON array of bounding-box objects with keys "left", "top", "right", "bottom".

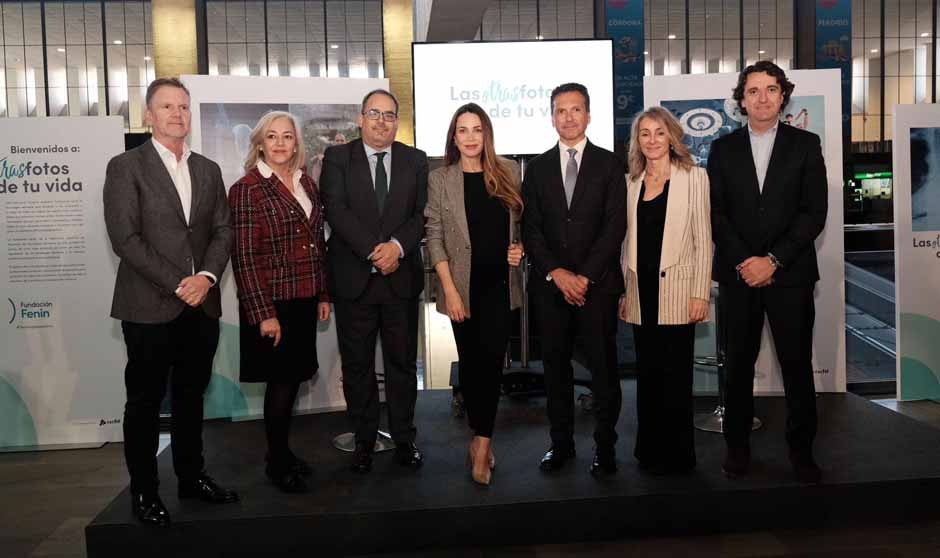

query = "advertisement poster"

[
  {"left": 0, "top": 116, "right": 126, "bottom": 448},
  {"left": 893, "top": 105, "right": 940, "bottom": 401},
  {"left": 645, "top": 70, "right": 846, "bottom": 393},
  {"left": 606, "top": 0, "right": 644, "bottom": 145},
  {"left": 183, "top": 75, "right": 388, "bottom": 419}
]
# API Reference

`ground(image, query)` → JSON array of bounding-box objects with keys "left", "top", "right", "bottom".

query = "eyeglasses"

[{"left": 363, "top": 108, "right": 398, "bottom": 122}]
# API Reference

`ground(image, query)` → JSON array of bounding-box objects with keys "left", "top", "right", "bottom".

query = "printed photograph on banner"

[
  {"left": 200, "top": 103, "right": 361, "bottom": 188},
  {"left": 660, "top": 95, "right": 825, "bottom": 167},
  {"left": 660, "top": 98, "right": 744, "bottom": 166},
  {"left": 910, "top": 127, "right": 940, "bottom": 231}
]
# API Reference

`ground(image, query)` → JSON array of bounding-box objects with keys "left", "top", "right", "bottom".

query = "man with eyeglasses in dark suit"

[{"left": 319, "top": 89, "right": 429, "bottom": 474}]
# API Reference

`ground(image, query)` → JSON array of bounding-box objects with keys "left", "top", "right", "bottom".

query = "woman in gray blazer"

[
  {"left": 620, "top": 106, "right": 712, "bottom": 474},
  {"left": 425, "top": 103, "right": 524, "bottom": 486}
]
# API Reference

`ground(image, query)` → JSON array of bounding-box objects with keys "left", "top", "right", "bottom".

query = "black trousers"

[
  {"left": 334, "top": 275, "right": 419, "bottom": 447},
  {"left": 534, "top": 286, "right": 622, "bottom": 450},
  {"left": 451, "top": 277, "right": 510, "bottom": 438},
  {"left": 720, "top": 283, "right": 817, "bottom": 452},
  {"left": 632, "top": 322, "right": 696, "bottom": 470},
  {"left": 121, "top": 307, "right": 219, "bottom": 495}
]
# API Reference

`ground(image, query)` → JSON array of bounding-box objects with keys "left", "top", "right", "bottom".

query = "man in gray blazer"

[{"left": 103, "top": 78, "right": 237, "bottom": 527}]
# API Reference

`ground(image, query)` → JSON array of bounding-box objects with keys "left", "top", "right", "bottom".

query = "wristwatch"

[{"left": 767, "top": 252, "right": 782, "bottom": 269}]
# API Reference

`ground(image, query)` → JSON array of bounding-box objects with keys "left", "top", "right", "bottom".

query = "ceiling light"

[
  {"left": 56, "top": 48, "right": 65, "bottom": 53},
  {"left": 758, "top": 50, "right": 766, "bottom": 54},
  {"left": 921, "top": 32, "right": 930, "bottom": 37},
  {"left": 330, "top": 44, "right": 338, "bottom": 49},
  {"left": 643, "top": 51, "right": 649, "bottom": 55},
  {"left": 143, "top": 56, "right": 151, "bottom": 61},
  {"left": 870, "top": 48, "right": 879, "bottom": 53},
  {"left": 536, "top": 35, "right": 544, "bottom": 40},
  {"left": 113, "top": 40, "right": 122, "bottom": 45},
  {"left": 667, "top": 34, "right": 676, "bottom": 40}
]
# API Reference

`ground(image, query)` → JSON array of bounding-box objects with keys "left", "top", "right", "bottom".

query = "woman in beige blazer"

[
  {"left": 620, "top": 106, "right": 712, "bottom": 474},
  {"left": 425, "top": 103, "right": 524, "bottom": 486}
]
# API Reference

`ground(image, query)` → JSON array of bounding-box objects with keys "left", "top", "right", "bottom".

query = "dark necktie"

[{"left": 374, "top": 151, "right": 388, "bottom": 210}]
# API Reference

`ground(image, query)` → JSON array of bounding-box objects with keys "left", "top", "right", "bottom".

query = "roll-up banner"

[
  {"left": 644, "top": 69, "right": 846, "bottom": 393},
  {"left": 893, "top": 104, "right": 940, "bottom": 401},
  {"left": 182, "top": 75, "right": 389, "bottom": 419},
  {"left": 0, "top": 116, "right": 126, "bottom": 448}
]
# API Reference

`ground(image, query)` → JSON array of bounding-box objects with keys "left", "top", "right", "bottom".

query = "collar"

[
  {"left": 152, "top": 137, "right": 191, "bottom": 162},
  {"left": 363, "top": 141, "right": 392, "bottom": 159},
  {"left": 747, "top": 121, "right": 779, "bottom": 138},
  {"left": 257, "top": 159, "right": 302, "bottom": 186},
  {"left": 559, "top": 137, "right": 588, "bottom": 157}
]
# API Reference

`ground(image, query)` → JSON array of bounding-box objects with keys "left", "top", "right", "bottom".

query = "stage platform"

[{"left": 86, "top": 385, "right": 940, "bottom": 557}]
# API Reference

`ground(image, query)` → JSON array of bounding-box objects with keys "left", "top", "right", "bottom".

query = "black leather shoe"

[
  {"left": 722, "top": 447, "right": 751, "bottom": 479},
  {"left": 131, "top": 492, "right": 171, "bottom": 527},
  {"left": 589, "top": 448, "right": 617, "bottom": 476},
  {"left": 394, "top": 442, "right": 423, "bottom": 468},
  {"left": 265, "top": 465, "right": 309, "bottom": 494},
  {"left": 350, "top": 442, "right": 373, "bottom": 474},
  {"left": 177, "top": 474, "right": 239, "bottom": 503},
  {"left": 289, "top": 455, "right": 313, "bottom": 476},
  {"left": 789, "top": 450, "right": 822, "bottom": 484},
  {"left": 539, "top": 445, "right": 575, "bottom": 471}
]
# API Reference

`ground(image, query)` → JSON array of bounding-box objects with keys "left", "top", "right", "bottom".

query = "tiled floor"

[{"left": 2, "top": 399, "right": 940, "bottom": 558}]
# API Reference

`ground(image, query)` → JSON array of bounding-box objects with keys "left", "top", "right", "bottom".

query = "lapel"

[
  {"left": 143, "top": 139, "right": 188, "bottom": 226},
  {"left": 626, "top": 172, "right": 642, "bottom": 271},
  {"left": 544, "top": 144, "right": 568, "bottom": 214},
  {"left": 299, "top": 176, "right": 318, "bottom": 228},
  {"left": 262, "top": 167, "right": 314, "bottom": 234},
  {"left": 731, "top": 127, "right": 762, "bottom": 203},
  {"left": 760, "top": 123, "right": 792, "bottom": 200},
  {"left": 568, "top": 140, "right": 593, "bottom": 212},
  {"left": 659, "top": 163, "right": 689, "bottom": 269},
  {"left": 350, "top": 140, "right": 382, "bottom": 224},
  {"left": 384, "top": 141, "right": 408, "bottom": 218},
  {"left": 446, "top": 164, "right": 471, "bottom": 247},
  {"left": 186, "top": 155, "right": 202, "bottom": 226}
]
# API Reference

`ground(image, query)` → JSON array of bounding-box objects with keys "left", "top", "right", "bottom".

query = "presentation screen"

[{"left": 413, "top": 40, "right": 614, "bottom": 157}]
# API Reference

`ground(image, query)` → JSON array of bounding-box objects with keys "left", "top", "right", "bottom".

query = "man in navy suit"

[
  {"left": 522, "top": 83, "right": 627, "bottom": 475},
  {"left": 320, "top": 90, "right": 428, "bottom": 474},
  {"left": 707, "top": 61, "right": 828, "bottom": 483}
]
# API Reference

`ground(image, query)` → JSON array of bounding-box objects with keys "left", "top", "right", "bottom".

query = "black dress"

[
  {"left": 451, "top": 172, "right": 511, "bottom": 438},
  {"left": 632, "top": 180, "right": 696, "bottom": 473}
]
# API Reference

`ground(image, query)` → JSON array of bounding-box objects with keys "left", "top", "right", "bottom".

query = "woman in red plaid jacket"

[{"left": 229, "top": 111, "right": 331, "bottom": 494}]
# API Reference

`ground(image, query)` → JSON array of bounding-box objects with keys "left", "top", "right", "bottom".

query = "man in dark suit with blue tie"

[
  {"left": 103, "top": 78, "right": 237, "bottom": 527},
  {"left": 707, "top": 61, "right": 828, "bottom": 483},
  {"left": 320, "top": 89, "right": 428, "bottom": 474},
  {"left": 522, "top": 83, "right": 627, "bottom": 475}
]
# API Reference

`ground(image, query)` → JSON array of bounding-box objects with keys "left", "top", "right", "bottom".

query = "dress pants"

[
  {"left": 632, "top": 322, "right": 696, "bottom": 470},
  {"left": 720, "top": 282, "right": 817, "bottom": 452},
  {"left": 334, "top": 274, "right": 419, "bottom": 447},
  {"left": 534, "top": 286, "right": 622, "bottom": 450},
  {"left": 121, "top": 306, "right": 219, "bottom": 495},
  {"left": 451, "top": 277, "right": 510, "bottom": 438}
]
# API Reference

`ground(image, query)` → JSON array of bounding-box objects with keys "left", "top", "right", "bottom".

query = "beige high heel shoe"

[{"left": 472, "top": 437, "right": 492, "bottom": 486}]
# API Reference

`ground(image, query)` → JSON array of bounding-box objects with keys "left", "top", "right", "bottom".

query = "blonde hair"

[
  {"left": 243, "top": 111, "right": 307, "bottom": 174},
  {"left": 627, "top": 106, "right": 694, "bottom": 181}
]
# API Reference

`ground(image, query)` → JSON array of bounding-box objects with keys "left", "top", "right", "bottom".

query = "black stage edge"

[{"left": 86, "top": 385, "right": 940, "bottom": 557}]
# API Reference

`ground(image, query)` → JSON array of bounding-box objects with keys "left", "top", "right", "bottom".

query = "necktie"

[
  {"left": 374, "top": 151, "right": 388, "bottom": 210},
  {"left": 564, "top": 147, "right": 578, "bottom": 208}
]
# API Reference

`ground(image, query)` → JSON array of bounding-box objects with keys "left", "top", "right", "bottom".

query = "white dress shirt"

[
  {"left": 747, "top": 122, "right": 778, "bottom": 193},
  {"left": 558, "top": 136, "right": 587, "bottom": 182},
  {"left": 151, "top": 139, "right": 217, "bottom": 284},
  {"left": 257, "top": 160, "right": 311, "bottom": 218}
]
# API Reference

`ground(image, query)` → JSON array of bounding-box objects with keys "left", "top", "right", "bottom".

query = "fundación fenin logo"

[{"left": 7, "top": 296, "right": 55, "bottom": 328}]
